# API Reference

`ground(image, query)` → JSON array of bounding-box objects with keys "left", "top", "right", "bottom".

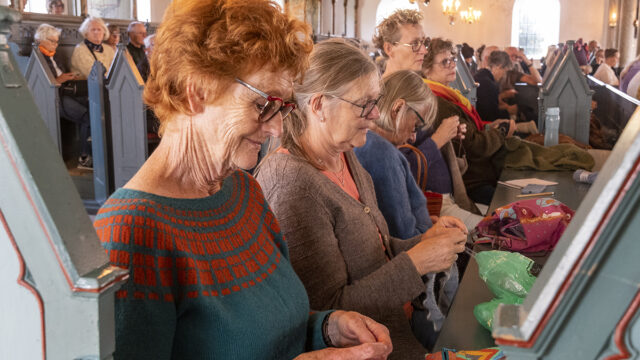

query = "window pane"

[
  {"left": 88, "top": 0, "right": 133, "bottom": 19},
  {"left": 137, "top": 0, "right": 151, "bottom": 21},
  {"left": 511, "top": 0, "right": 560, "bottom": 59}
]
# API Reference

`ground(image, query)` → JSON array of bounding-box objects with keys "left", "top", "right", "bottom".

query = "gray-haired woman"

[
  {"left": 35, "top": 24, "right": 91, "bottom": 168},
  {"left": 71, "top": 16, "right": 115, "bottom": 79},
  {"left": 256, "top": 39, "right": 467, "bottom": 359}
]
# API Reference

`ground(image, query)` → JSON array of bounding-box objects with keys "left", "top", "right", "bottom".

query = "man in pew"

[
  {"left": 126, "top": 21, "right": 147, "bottom": 69},
  {"left": 593, "top": 48, "right": 620, "bottom": 87},
  {"left": 35, "top": 24, "right": 92, "bottom": 169},
  {"left": 136, "top": 34, "right": 154, "bottom": 82}
]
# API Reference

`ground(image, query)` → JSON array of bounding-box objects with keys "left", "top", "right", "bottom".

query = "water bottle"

[{"left": 544, "top": 107, "right": 560, "bottom": 147}]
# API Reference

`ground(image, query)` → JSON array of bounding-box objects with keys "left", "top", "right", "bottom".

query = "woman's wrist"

[{"left": 321, "top": 313, "right": 335, "bottom": 347}]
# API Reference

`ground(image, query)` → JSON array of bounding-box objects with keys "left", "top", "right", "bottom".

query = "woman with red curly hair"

[{"left": 93, "top": 1, "right": 392, "bottom": 359}]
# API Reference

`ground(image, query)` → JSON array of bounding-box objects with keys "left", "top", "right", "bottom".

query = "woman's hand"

[
  {"left": 294, "top": 311, "right": 392, "bottom": 360},
  {"left": 491, "top": 119, "right": 516, "bottom": 137},
  {"left": 293, "top": 344, "right": 391, "bottom": 360},
  {"left": 431, "top": 116, "right": 460, "bottom": 149},
  {"left": 456, "top": 123, "right": 467, "bottom": 141},
  {"left": 407, "top": 226, "right": 467, "bottom": 275},
  {"left": 431, "top": 216, "right": 468, "bottom": 235},
  {"left": 55, "top": 72, "right": 76, "bottom": 85}
]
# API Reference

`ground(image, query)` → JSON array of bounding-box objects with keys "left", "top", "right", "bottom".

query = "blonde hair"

[
  {"left": 377, "top": 70, "right": 436, "bottom": 137},
  {"left": 372, "top": 9, "right": 423, "bottom": 58},
  {"left": 78, "top": 16, "right": 110, "bottom": 41},
  {"left": 282, "top": 38, "right": 378, "bottom": 169}
]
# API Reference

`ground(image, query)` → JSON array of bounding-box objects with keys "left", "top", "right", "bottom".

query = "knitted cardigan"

[
  {"left": 354, "top": 131, "right": 432, "bottom": 239},
  {"left": 70, "top": 42, "right": 115, "bottom": 79},
  {"left": 256, "top": 151, "right": 427, "bottom": 360},
  {"left": 95, "top": 170, "right": 329, "bottom": 360}
]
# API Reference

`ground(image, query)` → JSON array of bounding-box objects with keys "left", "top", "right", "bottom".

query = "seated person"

[
  {"left": 104, "top": 24, "right": 120, "bottom": 51},
  {"left": 354, "top": 70, "right": 434, "bottom": 239},
  {"left": 357, "top": 70, "right": 482, "bottom": 233},
  {"left": 94, "top": 1, "right": 392, "bottom": 359},
  {"left": 34, "top": 24, "right": 92, "bottom": 168},
  {"left": 590, "top": 49, "right": 605, "bottom": 75},
  {"left": 505, "top": 46, "right": 541, "bottom": 83},
  {"left": 47, "top": 0, "right": 64, "bottom": 15},
  {"left": 71, "top": 16, "right": 115, "bottom": 79},
  {"left": 126, "top": 21, "right": 147, "bottom": 68},
  {"left": 474, "top": 50, "right": 515, "bottom": 123},
  {"left": 256, "top": 39, "right": 467, "bottom": 358},
  {"left": 423, "top": 38, "right": 515, "bottom": 205},
  {"left": 137, "top": 34, "right": 155, "bottom": 82},
  {"left": 620, "top": 55, "right": 640, "bottom": 93},
  {"left": 461, "top": 43, "right": 477, "bottom": 76},
  {"left": 593, "top": 48, "right": 620, "bottom": 86}
]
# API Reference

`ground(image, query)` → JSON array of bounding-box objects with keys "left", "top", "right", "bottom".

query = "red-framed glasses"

[{"left": 235, "top": 78, "right": 296, "bottom": 123}]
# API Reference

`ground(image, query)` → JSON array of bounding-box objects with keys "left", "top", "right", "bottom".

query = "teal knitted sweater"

[{"left": 95, "top": 170, "right": 329, "bottom": 359}]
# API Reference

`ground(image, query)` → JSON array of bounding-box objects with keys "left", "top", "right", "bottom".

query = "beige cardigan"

[
  {"left": 70, "top": 42, "right": 115, "bottom": 79},
  {"left": 256, "top": 151, "right": 427, "bottom": 359}
]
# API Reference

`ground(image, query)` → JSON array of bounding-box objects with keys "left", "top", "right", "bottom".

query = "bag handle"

[{"left": 399, "top": 143, "right": 428, "bottom": 191}]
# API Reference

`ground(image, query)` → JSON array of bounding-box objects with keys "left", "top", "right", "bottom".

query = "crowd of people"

[{"left": 17, "top": 0, "right": 636, "bottom": 358}]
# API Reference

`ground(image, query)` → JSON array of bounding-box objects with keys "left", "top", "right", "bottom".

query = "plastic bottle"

[{"left": 544, "top": 107, "right": 560, "bottom": 147}]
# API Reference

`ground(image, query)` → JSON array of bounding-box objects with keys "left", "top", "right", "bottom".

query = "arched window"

[
  {"left": 511, "top": 0, "right": 560, "bottom": 58},
  {"left": 376, "top": 0, "right": 419, "bottom": 25}
]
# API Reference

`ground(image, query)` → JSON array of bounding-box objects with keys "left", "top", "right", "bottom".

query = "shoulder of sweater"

[
  {"left": 355, "top": 132, "right": 406, "bottom": 172},
  {"left": 256, "top": 152, "right": 320, "bottom": 194}
]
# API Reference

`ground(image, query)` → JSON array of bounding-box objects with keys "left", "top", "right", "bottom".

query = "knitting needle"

[
  {"left": 516, "top": 191, "right": 555, "bottom": 198},
  {"left": 497, "top": 181, "right": 522, "bottom": 189}
]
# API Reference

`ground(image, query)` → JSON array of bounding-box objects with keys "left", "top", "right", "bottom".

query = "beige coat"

[
  {"left": 256, "top": 151, "right": 427, "bottom": 359},
  {"left": 70, "top": 42, "right": 115, "bottom": 79}
]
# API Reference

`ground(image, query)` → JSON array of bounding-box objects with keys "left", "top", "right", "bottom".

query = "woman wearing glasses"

[
  {"left": 256, "top": 39, "right": 467, "bottom": 359},
  {"left": 422, "top": 38, "right": 515, "bottom": 206},
  {"left": 94, "top": 1, "right": 393, "bottom": 359},
  {"left": 353, "top": 70, "right": 436, "bottom": 240}
]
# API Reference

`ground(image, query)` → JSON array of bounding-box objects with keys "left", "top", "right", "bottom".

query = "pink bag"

[{"left": 473, "top": 198, "right": 574, "bottom": 253}]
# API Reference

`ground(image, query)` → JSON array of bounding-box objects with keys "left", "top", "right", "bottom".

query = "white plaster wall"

[
  {"left": 359, "top": 0, "right": 606, "bottom": 51},
  {"left": 151, "top": 0, "right": 172, "bottom": 23}
]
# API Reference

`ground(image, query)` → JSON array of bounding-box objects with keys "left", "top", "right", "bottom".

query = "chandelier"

[
  {"left": 442, "top": 0, "right": 461, "bottom": 25},
  {"left": 460, "top": 6, "right": 481, "bottom": 24}
]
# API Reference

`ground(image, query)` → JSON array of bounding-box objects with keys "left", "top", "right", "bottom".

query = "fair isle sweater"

[
  {"left": 354, "top": 131, "right": 432, "bottom": 239},
  {"left": 94, "top": 170, "right": 329, "bottom": 360}
]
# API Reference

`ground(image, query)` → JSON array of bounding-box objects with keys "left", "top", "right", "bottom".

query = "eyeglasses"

[
  {"left": 438, "top": 56, "right": 458, "bottom": 68},
  {"left": 235, "top": 78, "right": 296, "bottom": 122},
  {"left": 329, "top": 93, "right": 382, "bottom": 118},
  {"left": 47, "top": 38, "right": 59, "bottom": 44},
  {"left": 393, "top": 38, "right": 430, "bottom": 53},
  {"left": 407, "top": 106, "right": 427, "bottom": 131}
]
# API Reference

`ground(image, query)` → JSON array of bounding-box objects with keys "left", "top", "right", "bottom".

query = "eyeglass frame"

[
  {"left": 46, "top": 37, "right": 60, "bottom": 45},
  {"left": 392, "top": 38, "right": 430, "bottom": 53},
  {"left": 235, "top": 78, "right": 296, "bottom": 123},
  {"left": 437, "top": 56, "right": 458, "bottom": 68},
  {"left": 407, "top": 106, "right": 427, "bottom": 131},
  {"left": 328, "top": 93, "right": 383, "bottom": 118}
]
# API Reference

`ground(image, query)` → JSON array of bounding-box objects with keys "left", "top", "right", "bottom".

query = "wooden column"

[
  {"left": 331, "top": 0, "right": 335, "bottom": 35},
  {"left": 354, "top": 0, "right": 359, "bottom": 38},
  {"left": 619, "top": 0, "right": 637, "bottom": 66}
]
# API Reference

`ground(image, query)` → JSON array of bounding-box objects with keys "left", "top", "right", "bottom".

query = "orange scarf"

[
  {"left": 39, "top": 45, "right": 55, "bottom": 58},
  {"left": 423, "top": 78, "right": 489, "bottom": 131}
]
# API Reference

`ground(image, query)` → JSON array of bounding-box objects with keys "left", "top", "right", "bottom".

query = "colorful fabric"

[
  {"left": 95, "top": 170, "right": 329, "bottom": 359},
  {"left": 38, "top": 45, "right": 55, "bottom": 57},
  {"left": 474, "top": 197, "right": 574, "bottom": 253},
  {"left": 424, "top": 78, "right": 490, "bottom": 131},
  {"left": 425, "top": 347, "right": 506, "bottom": 360}
]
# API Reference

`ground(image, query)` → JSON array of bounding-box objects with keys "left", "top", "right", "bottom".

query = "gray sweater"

[{"left": 256, "top": 151, "right": 427, "bottom": 359}]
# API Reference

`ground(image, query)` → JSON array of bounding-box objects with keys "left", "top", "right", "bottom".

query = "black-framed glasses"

[
  {"left": 438, "top": 56, "right": 458, "bottom": 68},
  {"left": 329, "top": 94, "right": 382, "bottom": 118},
  {"left": 235, "top": 78, "right": 296, "bottom": 122},
  {"left": 407, "top": 106, "right": 427, "bottom": 131},
  {"left": 393, "top": 38, "right": 430, "bottom": 53}
]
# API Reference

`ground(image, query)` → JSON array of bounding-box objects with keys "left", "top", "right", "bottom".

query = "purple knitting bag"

[{"left": 473, "top": 198, "right": 574, "bottom": 253}]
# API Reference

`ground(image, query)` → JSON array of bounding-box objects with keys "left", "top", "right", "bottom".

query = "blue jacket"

[{"left": 354, "top": 131, "right": 432, "bottom": 239}]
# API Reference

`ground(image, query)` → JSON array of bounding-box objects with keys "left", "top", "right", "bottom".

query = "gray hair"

[
  {"left": 34, "top": 24, "right": 62, "bottom": 44},
  {"left": 127, "top": 21, "right": 145, "bottom": 33},
  {"left": 487, "top": 50, "right": 512, "bottom": 69},
  {"left": 78, "top": 16, "right": 110, "bottom": 41},
  {"left": 143, "top": 33, "right": 156, "bottom": 48}
]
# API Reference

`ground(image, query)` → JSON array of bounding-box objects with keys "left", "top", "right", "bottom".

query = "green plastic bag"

[{"left": 473, "top": 251, "right": 538, "bottom": 331}]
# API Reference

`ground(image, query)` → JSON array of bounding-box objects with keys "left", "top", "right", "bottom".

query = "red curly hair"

[{"left": 145, "top": 0, "right": 313, "bottom": 131}]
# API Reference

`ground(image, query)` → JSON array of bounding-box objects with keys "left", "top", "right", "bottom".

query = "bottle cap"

[{"left": 546, "top": 107, "right": 560, "bottom": 116}]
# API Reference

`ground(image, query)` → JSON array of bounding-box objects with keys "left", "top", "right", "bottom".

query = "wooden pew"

[
  {"left": 24, "top": 44, "right": 62, "bottom": 152},
  {"left": 0, "top": 7, "right": 127, "bottom": 358},
  {"left": 451, "top": 44, "right": 478, "bottom": 107},
  {"left": 106, "top": 44, "right": 148, "bottom": 189},
  {"left": 538, "top": 40, "right": 594, "bottom": 144},
  {"left": 587, "top": 75, "right": 640, "bottom": 148}
]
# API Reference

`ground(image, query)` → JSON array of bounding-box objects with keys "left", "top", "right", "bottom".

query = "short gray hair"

[
  {"left": 487, "top": 50, "right": 512, "bottom": 69},
  {"left": 78, "top": 16, "right": 109, "bottom": 41},
  {"left": 34, "top": 24, "right": 61, "bottom": 44},
  {"left": 127, "top": 21, "right": 145, "bottom": 33}
]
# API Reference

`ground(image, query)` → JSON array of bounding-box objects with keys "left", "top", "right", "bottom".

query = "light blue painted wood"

[
  {"left": 450, "top": 44, "right": 478, "bottom": 107},
  {"left": 106, "top": 44, "right": 147, "bottom": 189},
  {"left": 24, "top": 44, "right": 62, "bottom": 153},
  {"left": 0, "top": 6, "right": 127, "bottom": 358}
]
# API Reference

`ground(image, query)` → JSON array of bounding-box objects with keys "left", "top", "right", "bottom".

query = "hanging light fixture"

[
  {"left": 460, "top": 5, "right": 481, "bottom": 24},
  {"left": 442, "top": 0, "right": 461, "bottom": 25}
]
